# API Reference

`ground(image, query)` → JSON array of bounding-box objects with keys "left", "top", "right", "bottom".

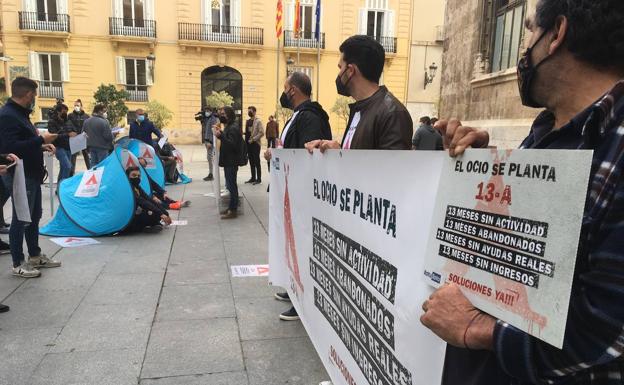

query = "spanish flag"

[
  {"left": 276, "top": 0, "right": 283, "bottom": 39},
  {"left": 294, "top": 0, "right": 301, "bottom": 37}
]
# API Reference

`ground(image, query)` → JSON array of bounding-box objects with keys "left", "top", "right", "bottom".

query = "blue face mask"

[{"left": 137, "top": 115, "right": 145, "bottom": 123}]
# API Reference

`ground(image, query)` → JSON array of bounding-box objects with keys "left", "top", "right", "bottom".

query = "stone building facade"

[{"left": 440, "top": 0, "right": 542, "bottom": 148}]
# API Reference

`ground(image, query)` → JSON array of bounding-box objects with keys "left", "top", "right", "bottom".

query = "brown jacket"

[
  {"left": 249, "top": 117, "right": 264, "bottom": 144},
  {"left": 266, "top": 120, "right": 279, "bottom": 139},
  {"left": 341, "top": 86, "right": 413, "bottom": 150}
]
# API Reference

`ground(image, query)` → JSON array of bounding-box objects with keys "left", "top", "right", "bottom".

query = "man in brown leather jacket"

[{"left": 306, "top": 35, "right": 413, "bottom": 152}]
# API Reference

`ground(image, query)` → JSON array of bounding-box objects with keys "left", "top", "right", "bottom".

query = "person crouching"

[
  {"left": 123, "top": 166, "right": 172, "bottom": 234},
  {"left": 138, "top": 158, "right": 190, "bottom": 210}
]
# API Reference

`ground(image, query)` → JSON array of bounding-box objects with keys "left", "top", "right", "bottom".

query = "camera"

[{"left": 194, "top": 111, "right": 205, "bottom": 122}]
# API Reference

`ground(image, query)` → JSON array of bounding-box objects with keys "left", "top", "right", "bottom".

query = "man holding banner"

[{"left": 421, "top": 1, "right": 624, "bottom": 384}]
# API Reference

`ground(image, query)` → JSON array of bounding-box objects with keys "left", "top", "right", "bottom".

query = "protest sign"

[
  {"left": 139, "top": 142, "right": 157, "bottom": 169},
  {"left": 171, "top": 220, "right": 188, "bottom": 226},
  {"left": 75, "top": 169, "right": 105, "bottom": 198},
  {"left": 423, "top": 149, "right": 592, "bottom": 348},
  {"left": 231, "top": 265, "right": 270, "bottom": 278},
  {"left": 269, "top": 150, "right": 447, "bottom": 385},
  {"left": 12, "top": 160, "right": 31, "bottom": 223},
  {"left": 50, "top": 237, "right": 101, "bottom": 248},
  {"left": 69, "top": 133, "right": 87, "bottom": 155}
]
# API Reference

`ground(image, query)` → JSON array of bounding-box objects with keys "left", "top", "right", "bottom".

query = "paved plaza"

[{"left": 0, "top": 145, "right": 328, "bottom": 385}]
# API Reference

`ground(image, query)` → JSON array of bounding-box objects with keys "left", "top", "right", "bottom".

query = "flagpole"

[
  {"left": 316, "top": 41, "right": 320, "bottom": 101},
  {"left": 296, "top": 32, "right": 300, "bottom": 65},
  {"left": 276, "top": 37, "right": 281, "bottom": 120}
]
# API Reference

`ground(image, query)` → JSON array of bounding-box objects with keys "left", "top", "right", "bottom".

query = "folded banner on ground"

[{"left": 269, "top": 149, "right": 591, "bottom": 385}]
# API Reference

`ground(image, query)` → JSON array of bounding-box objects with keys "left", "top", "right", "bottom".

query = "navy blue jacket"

[
  {"left": 0, "top": 99, "right": 45, "bottom": 182},
  {"left": 129, "top": 119, "right": 162, "bottom": 146}
]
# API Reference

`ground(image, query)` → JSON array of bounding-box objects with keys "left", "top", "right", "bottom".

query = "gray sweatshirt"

[{"left": 84, "top": 114, "right": 114, "bottom": 150}]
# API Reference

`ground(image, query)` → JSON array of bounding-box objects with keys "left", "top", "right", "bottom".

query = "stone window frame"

[{"left": 472, "top": 0, "right": 527, "bottom": 81}]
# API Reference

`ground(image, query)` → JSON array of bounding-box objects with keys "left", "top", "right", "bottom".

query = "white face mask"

[
  {"left": 74, "top": 106, "right": 81, "bottom": 112},
  {"left": 102, "top": 112, "right": 108, "bottom": 119}
]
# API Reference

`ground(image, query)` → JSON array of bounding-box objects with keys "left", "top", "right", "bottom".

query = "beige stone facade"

[{"left": 439, "top": 0, "right": 541, "bottom": 148}]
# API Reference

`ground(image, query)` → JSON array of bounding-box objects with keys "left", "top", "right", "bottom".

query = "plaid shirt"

[{"left": 494, "top": 80, "right": 624, "bottom": 384}]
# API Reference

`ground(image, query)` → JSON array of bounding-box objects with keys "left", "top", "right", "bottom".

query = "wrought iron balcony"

[
  {"left": 126, "top": 87, "right": 149, "bottom": 102},
  {"left": 178, "top": 23, "right": 264, "bottom": 45},
  {"left": 19, "top": 12, "right": 70, "bottom": 33},
  {"left": 370, "top": 35, "right": 397, "bottom": 54},
  {"left": 39, "top": 81, "right": 64, "bottom": 99},
  {"left": 284, "top": 30, "right": 325, "bottom": 49},
  {"left": 109, "top": 18, "right": 156, "bottom": 38}
]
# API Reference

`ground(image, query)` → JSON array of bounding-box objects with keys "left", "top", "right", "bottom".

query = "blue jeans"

[
  {"left": 89, "top": 148, "right": 109, "bottom": 166},
  {"left": 3, "top": 176, "right": 42, "bottom": 267},
  {"left": 56, "top": 147, "right": 72, "bottom": 182},
  {"left": 224, "top": 166, "right": 239, "bottom": 211}
]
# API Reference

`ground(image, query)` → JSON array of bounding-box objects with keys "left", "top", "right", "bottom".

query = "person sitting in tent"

[
  {"left": 123, "top": 166, "right": 172, "bottom": 234},
  {"left": 137, "top": 158, "right": 190, "bottom": 211},
  {"left": 156, "top": 142, "right": 178, "bottom": 184}
]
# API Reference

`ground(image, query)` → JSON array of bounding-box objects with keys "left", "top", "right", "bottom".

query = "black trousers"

[
  {"left": 70, "top": 150, "right": 91, "bottom": 176},
  {"left": 248, "top": 142, "right": 261, "bottom": 181}
]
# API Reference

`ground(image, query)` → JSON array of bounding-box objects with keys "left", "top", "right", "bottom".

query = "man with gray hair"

[{"left": 265, "top": 71, "right": 333, "bottom": 321}]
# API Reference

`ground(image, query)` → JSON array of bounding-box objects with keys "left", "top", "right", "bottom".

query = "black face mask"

[
  {"left": 129, "top": 177, "right": 141, "bottom": 187},
  {"left": 219, "top": 115, "right": 228, "bottom": 124},
  {"left": 280, "top": 89, "right": 293, "bottom": 109},
  {"left": 248, "top": 111, "right": 254, "bottom": 118},
  {"left": 335, "top": 66, "right": 353, "bottom": 97},
  {"left": 517, "top": 30, "right": 552, "bottom": 108}
]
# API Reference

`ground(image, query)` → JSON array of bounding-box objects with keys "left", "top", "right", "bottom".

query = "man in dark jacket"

[
  {"left": 412, "top": 116, "right": 443, "bottom": 150},
  {"left": 215, "top": 106, "right": 242, "bottom": 220},
  {"left": 264, "top": 71, "right": 332, "bottom": 322},
  {"left": 421, "top": 1, "right": 624, "bottom": 384},
  {"left": 0, "top": 77, "right": 61, "bottom": 278},
  {"left": 306, "top": 35, "right": 413, "bottom": 152},
  {"left": 129, "top": 109, "right": 162, "bottom": 147},
  {"left": 68, "top": 99, "right": 90, "bottom": 172},
  {"left": 48, "top": 103, "right": 78, "bottom": 185},
  {"left": 84, "top": 104, "right": 114, "bottom": 165}
]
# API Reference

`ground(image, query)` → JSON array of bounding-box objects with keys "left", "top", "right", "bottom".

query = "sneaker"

[
  {"left": 0, "top": 227, "right": 9, "bottom": 235},
  {"left": 203, "top": 173, "right": 214, "bottom": 181},
  {"left": 143, "top": 225, "right": 163, "bottom": 234},
  {"left": 279, "top": 307, "right": 300, "bottom": 321},
  {"left": 274, "top": 292, "right": 291, "bottom": 302},
  {"left": 220, "top": 210, "right": 238, "bottom": 220},
  {"left": 12, "top": 262, "right": 41, "bottom": 278},
  {"left": 169, "top": 201, "right": 182, "bottom": 210},
  {"left": 252, "top": 180, "right": 262, "bottom": 185},
  {"left": 0, "top": 303, "right": 9, "bottom": 313},
  {"left": 29, "top": 254, "right": 61, "bottom": 268},
  {"left": 0, "top": 240, "right": 10, "bottom": 255},
  {"left": 182, "top": 201, "right": 191, "bottom": 208},
  {"left": 244, "top": 179, "right": 256, "bottom": 184}
]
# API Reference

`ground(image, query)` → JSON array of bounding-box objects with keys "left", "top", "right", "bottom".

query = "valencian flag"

[
  {"left": 315, "top": 0, "right": 321, "bottom": 41},
  {"left": 276, "top": 0, "right": 283, "bottom": 39},
  {"left": 294, "top": 0, "right": 301, "bottom": 37}
]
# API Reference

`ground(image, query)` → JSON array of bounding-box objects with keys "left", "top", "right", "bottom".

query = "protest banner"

[
  {"left": 269, "top": 149, "right": 447, "bottom": 385},
  {"left": 423, "top": 149, "right": 592, "bottom": 348}
]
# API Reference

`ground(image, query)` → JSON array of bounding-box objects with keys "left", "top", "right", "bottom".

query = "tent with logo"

[
  {"left": 117, "top": 137, "right": 166, "bottom": 188},
  {"left": 40, "top": 148, "right": 151, "bottom": 237}
]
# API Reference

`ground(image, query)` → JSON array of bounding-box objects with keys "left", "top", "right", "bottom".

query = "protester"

[
  {"left": 412, "top": 116, "right": 443, "bottom": 150},
  {"left": 0, "top": 154, "right": 16, "bottom": 313},
  {"left": 215, "top": 106, "right": 242, "bottom": 219},
  {"left": 202, "top": 107, "right": 219, "bottom": 181},
  {"left": 122, "top": 166, "right": 172, "bottom": 233},
  {"left": 265, "top": 115, "right": 279, "bottom": 172},
  {"left": 420, "top": 1, "right": 624, "bottom": 383},
  {"left": 130, "top": 109, "right": 162, "bottom": 147},
  {"left": 157, "top": 142, "right": 179, "bottom": 184},
  {"left": 0, "top": 77, "right": 61, "bottom": 278},
  {"left": 138, "top": 158, "right": 190, "bottom": 210},
  {"left": 0, "top": 154, "right": 18, "bottom": 257},
  {"left": 306, "top": 35, "right": 413, "bottom": 152},
  {"left": 265, "top": 71, "right": 333, "bottom": 322},
  {"left": 244, "top": 106, "right": 264, "bottom": 185},
  {"left": 68, "top": 98, "right": 90, "bottom": 173},
  {"left": 48, "top": 103, "right": 78, "bottom": 186},
  {"left": 84, "top": 104, "right": 114, "bottom": 165}
]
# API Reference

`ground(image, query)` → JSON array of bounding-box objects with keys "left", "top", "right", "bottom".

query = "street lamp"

[
  {"left": 0, "top": 56, "right": 14, "bottom": 95},
  {"left": 424, "top": 62, "right": 438, "bottom": 89}
]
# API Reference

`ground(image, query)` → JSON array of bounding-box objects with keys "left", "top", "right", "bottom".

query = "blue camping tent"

[
  {"left": 40, "top": 152, "right": 136, "bottom": 237},
  {"left": 116, "top": 137, "right": 166, "bottom": 188}
]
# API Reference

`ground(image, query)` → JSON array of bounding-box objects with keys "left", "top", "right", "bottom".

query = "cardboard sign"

[
  {"left": 49, "top": 237, "right": 101, "bottom": 248},
  {"left": 231, "top": 265, "right": 270, "bottom": 277},
  {"left": 171, "top": 220, "right": 188, "bottom": 226},
  {"left": 423, "top": 149, "right": 592, "bottom": 348},
  {"left": 74, "top": 168, "right": 105, "bottom": 198},
  {"left": 69, "top": 133, "right": 87, "bottom": 154}
]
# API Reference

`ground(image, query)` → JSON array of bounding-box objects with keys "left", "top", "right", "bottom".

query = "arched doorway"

[{"left": 201, "top": 66, "right": 243, "bottom": 128}]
